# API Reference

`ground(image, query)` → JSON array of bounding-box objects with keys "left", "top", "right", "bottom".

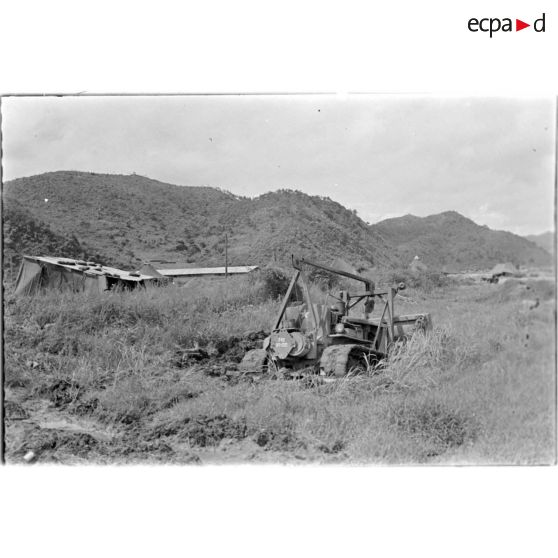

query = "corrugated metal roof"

[
  {"left": 157, "top": 265, "right": 259, "bottom": 277},
  {"left": 24, "top": 256, "right": 154, "bottom": 282}
]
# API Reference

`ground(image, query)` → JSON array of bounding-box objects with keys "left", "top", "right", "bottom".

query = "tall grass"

[{"left": 4, "top": 276, "right": 556, "bottom": 464}]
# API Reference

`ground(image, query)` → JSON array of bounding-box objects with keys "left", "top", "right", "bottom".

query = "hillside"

[
  {"left": 525, "top": 231, "right": 554, "bottom": 255},
  {"left": 371, "top": 211, "right": 551, "bottom": 271},
  {"left": 3, "top": 171, "right": 396, "bottom": 270},
  {"left": 3, "top": 172, "right": 550, "bottom": 272},
  {"left": 2, "top": 200, "right": 116, "bottom": 281}
]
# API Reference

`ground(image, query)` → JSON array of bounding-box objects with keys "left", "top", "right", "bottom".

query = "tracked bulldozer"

[{"left": 240, "top": 256, "right": 432, "bottom": 378}]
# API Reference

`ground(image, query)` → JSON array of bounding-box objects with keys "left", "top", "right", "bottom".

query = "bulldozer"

[{"left": 240, "top": 256, "right": 432, "bottom": 378}]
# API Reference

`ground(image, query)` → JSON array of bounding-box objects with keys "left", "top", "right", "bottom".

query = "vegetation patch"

[
  {"left": 257, "top": 267, "right": 292, "bottom": 299},
  {"left": 377, "top": 328, "right": 457, "bottom": 391},
  {"left": 95, "top": 379, "right": 153, "bottom": 424},
  {"left": 3, "top": 269, "right": 555, "bottom": 464},
  {"left": 476, "top": 278, "right": 555, "bottom": 304},
  {"left": 317, "top": 440, "right": 345, "bottom": 454},
  {"left": 387, "top": 399, "right": 478, "bottom": 460},
  {"left": 253, "top": 424, "right": 306, "bottom": 452},
  {"left": 183, "top": 414, "right": 248, "bottom": 447},
  {"left": 4, "top": 400, "right": 30, "bottom": 421},
  {"left": 36, "top": 378, "right": 82, "bottom": 408},
  {"left": 112, "top": 437, "right": 176, "bottom": 459},
  {"left": 380, "top": 268, "right": 451, "bottom": 293}
]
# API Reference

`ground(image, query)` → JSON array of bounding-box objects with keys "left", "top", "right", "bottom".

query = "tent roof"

[
  {"left": 137, "top": 263, "right": 165, "bottom": 278},
  {"left": 23, "top": 256, "right": 155, "bottom": 282}
]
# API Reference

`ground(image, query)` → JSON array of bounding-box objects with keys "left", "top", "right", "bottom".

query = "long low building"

[
  {"left": 14, "top": 256, "right": 165, "bottom": 296},
  {"left": 155, "top": 265, "right": 259, "bottom": 278}
]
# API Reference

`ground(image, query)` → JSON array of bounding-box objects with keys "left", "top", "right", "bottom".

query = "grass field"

[{"left": 3, "top": 271, "right": 556, "bottom": 465}]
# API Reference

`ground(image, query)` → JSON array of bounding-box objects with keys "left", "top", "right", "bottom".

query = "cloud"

[{"left": 1, "top": 95, "right": 555, "bottom": 235}]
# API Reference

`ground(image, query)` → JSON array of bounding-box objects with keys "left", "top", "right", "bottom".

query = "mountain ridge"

[
  {"left": 371, "top": 210, "right": 550, "bottom": 270},
  {"left": 3, "top": 171, "right": 395, "bottom": 269},
  {"left": 3, "top": 170, "right": 551, "bottom": 272},
  {"left": 525, "top": 231, "right": 554, "bottom": 255}
]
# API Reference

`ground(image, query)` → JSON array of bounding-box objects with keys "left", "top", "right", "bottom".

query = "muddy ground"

[
  {"left": 3, "top": 331, "right": 348, "bottom": 465},
  {"left": 4, "top": 385, "right": 347, "bottom": 465}
]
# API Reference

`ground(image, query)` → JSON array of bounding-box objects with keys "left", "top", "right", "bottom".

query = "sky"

[{"left": 1, "top": 94, "right": 555, "bottom": 235}]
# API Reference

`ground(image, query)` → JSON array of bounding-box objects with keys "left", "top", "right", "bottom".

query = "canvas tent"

[
  {"left": 14, "top": 256, "right": 162, "bottom": 297},
  {"left": 137, "top": 262, "right": 165, "bottom": 279},
  {"left": 410, "top": 256, "right": 428, "bottom": 273},
  {"left": 490, "top": 262, "right": 518, "bottom": 277}
]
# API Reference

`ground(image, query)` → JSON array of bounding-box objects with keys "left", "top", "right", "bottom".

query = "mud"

[
  {"left": 4, "top": 386, "right": 349, "bottom": 464},
  {"left": 10, "top": 424, "right": 104, "bottom": 462},
  {"left": 172, "top": 330, "right": 268, "bottom": 369},
  {"left": 181, "top": 415, "right": 249, "bottom": 447},
  {"left": 216, "top": 330, "right": 268, "bottom": 362},
  {"left": 2, "top": 328, "right": 353, "bottom": 465},
  {"left": 37, "top": 378, "right": 82, "bottom": 408},
  {"left": 147, "top": 414, "right": 248, "bottom": 447},
  {"left": 110, "top": 433, "right": 201, "bottom": 464},
  {"left": 4, "top": 400, "right": 30, "bottom": 420},
  {"left": 5, "top": 387, "right": 116, "bottom": 464},
  {"left": 253, "top": 426, "right": 307, "bottom": 452}
]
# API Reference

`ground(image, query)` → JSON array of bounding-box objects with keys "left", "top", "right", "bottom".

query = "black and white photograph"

[{"left": 1, "top": 94, "right": 555, "bottom": 465}]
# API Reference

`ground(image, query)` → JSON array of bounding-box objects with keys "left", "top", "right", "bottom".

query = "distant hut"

[
  {"left": 490, "top": 262, "right": 518, "bottom": 279},
  {"left": 410, "top": 255, "right": 428, "bottom": 273}
]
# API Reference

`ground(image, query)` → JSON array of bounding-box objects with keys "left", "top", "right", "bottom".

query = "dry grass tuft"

[{"left": 387, "top": 398, "right": 478, "bottom": 460}]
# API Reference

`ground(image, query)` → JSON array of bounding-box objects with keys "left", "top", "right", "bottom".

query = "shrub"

[
  {"left": 258, "top": 266, "right": 291, "bottom": 299},
  {"left": 307, "top": 267, "right": 340, "bottom": 290},
  {"left": 381, "top": 268, "right": 450, "bottom": 292}
]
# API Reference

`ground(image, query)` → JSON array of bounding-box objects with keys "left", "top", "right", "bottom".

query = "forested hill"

[
  {"left": 525, "top": 231, "right": 554, "bottom": 255},
  {"left": 3, "top": 171, "right": 550, "bottom": 272},
  {"left": 3, "top": 171, "right": 395, "bottom": 270},
  {"left": 371, "top": 211, "right": 551, "bottom": 270},
  {"left": 2, "top": 200, "right": 111, "bottom": 277}
]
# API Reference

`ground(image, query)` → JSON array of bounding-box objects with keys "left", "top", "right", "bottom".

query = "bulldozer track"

[
  {"left": 319, "top": 344, "right": 371, "bottom": 377},
  {"left": 239, "top": 349, "right": 268, "bottom": 374}
]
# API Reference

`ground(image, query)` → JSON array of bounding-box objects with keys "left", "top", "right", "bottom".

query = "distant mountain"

[
  {"left": 4, "top": 172, "right": 550, "bottom": 273},
  {"left": 2, "top": 171, "right": 396, "bottom": 270},
  {"left": 525, "top": 231, "right": 554, "bottom": 255},
  {"left": 370, "top": 211, "right": 551, "bottom": 270}
]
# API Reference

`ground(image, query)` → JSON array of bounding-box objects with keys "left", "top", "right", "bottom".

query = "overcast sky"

[{"left": 2, "top": 95, "right": 555, "bottom": 235}]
